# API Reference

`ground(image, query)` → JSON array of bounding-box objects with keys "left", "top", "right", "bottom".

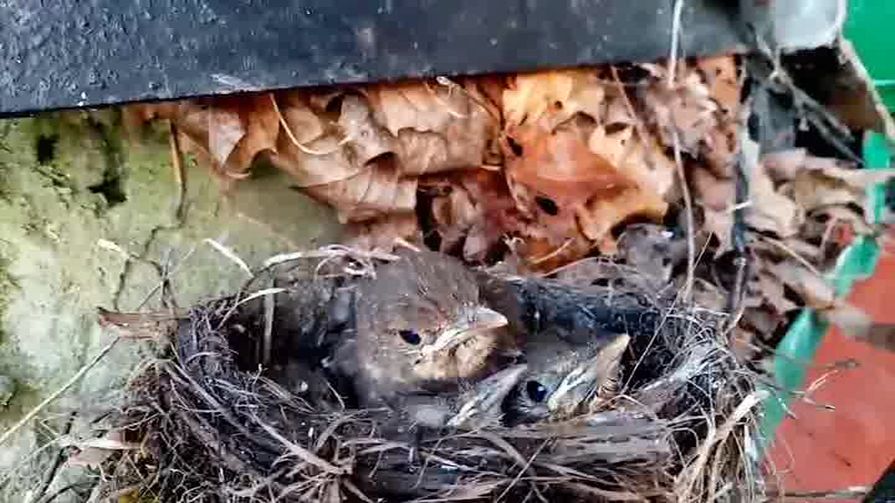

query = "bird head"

[
  {"left": 508, "top": 333, "right": 630, "bottom": 424},
  {"left": 355, "top": 251, "right": 509, "bottom": 385},
  {"left": 403, "top": 364, "right": 527, "bottom": 429}
]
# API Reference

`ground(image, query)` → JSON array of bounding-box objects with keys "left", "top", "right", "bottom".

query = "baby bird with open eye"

[
  {"left": 506, "top": 331, "right": 629, "bottom": 425},
  {"left": 335, "top": 250, "right": 512, "bottom": 409}
]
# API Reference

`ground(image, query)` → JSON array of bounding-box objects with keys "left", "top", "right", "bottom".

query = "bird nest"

[{"left": 98, "top": 249, "right": 764, "bottom": 502}]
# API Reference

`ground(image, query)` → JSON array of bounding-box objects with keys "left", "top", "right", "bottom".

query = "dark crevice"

[
  {"left": 35, "top": 134, "right": 58, "bottom": 165},
  {"left": 85, "top": 117, "right": 127, "bottom": 207},
  {"left": 416, "top": 187, "right": 443, "bottom": 252},
  {"left": 88, "top": 176, "right": 127, "bottom": 206},
  {"left": 534, "top": 196, "right": 558, "bottom": 215}
]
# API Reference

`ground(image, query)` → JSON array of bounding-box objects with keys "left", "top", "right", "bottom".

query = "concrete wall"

[{"left": 0, "top": 112, "right": 341, "bottom": 500}]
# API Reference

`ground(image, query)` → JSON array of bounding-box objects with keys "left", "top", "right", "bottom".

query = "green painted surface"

[
  {"left": 846, "top": 0, "right": 895, "bottom": 110},
  {"left": 763, "top": 132, "right": 891, "bottom": 443}
]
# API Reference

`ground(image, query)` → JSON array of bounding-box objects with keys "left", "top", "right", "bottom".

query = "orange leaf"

[
  {"left": 205, "top": 93, "right": 280, "bottom": 174},
  {"left": 576, "top": 187, "right": 668, "bottom": 248},
  {"left": 505, "top": 122, "right": 630, "bottom": 205},
  {"left": 503, "top": 69, "right": 605, "bottom": 128}
]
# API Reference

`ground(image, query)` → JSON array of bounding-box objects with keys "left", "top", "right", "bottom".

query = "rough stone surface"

[{"left": 0, "top": 112, "right": 341, "bottom": 500}]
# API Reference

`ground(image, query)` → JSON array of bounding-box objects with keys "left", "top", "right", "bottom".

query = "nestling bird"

[
  {"left": 339, "top": 250, "right": 510, "bottom": 407},
  {"left": 400, "top": 364, "right": 527, "bottom": 429},
  {"left": 506, "top": 332, "right": 629, "bottom": 424}
]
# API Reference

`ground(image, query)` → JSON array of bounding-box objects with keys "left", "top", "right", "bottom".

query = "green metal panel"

[
  {"left": 762, "top": 132, "right": 891, "bottom": 443},
  {"left": 846, "top": 0, "right": 895, "bottom": 111}
]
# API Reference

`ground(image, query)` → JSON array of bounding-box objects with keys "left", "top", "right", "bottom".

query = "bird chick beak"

[
  {"left": 546, "top": 334, "right": 630, "bottom": 417},
  {"left": 423, "top": 306, "right": 508, "bottom": 356},
  {"left": 447, "top": 364, "right": 527, "bottom": 428}
]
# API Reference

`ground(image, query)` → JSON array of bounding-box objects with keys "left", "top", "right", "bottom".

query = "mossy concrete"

[{"left": 0, "top": 112, "right": 341, "bottom": 500}]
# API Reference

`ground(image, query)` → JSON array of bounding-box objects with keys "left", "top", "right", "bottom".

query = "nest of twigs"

[{"left": 99, "top": 250, "right": 765, "bottom": 502}]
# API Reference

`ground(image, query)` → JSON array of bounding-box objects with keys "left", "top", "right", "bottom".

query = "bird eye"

[
  {"left": 399, "top": 330, "right": 421, "bottom": 345},
  {"left": 525, "top": 380, "right": 548, "bottom": 403}
]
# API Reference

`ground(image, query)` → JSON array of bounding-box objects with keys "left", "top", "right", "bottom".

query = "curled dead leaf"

[
  {"left": 515, "top": 233, "right": 595, "bottom": 272},
  {"left": 748, "top": 162, "right": 803, "bottom": 237},
  {"left": 368, "top": 80, "right": 495, "bottom": 174},
  {"left": 505, "top": 121, "right": 630, "bottom": 205},
  {"left": 690, "top": 166, "right": 735, "bottom": 249},
  {"left": 696, "top": 56, "right": 741, "bottom": 178},
  {"left": 577, "top": 187, "right": 668, "bottom": 248},
  {"left": 503, "top": 69, "right": 605, "bottom": 128},
  {"left": 432, "top": 182, "right": 477, "bottom": 251},
  {"left": 641, "top": 63, "right": 717, "bottom": 154},
  {"left": 207, "top": 94, "right": 280, "bottom": 175},
  {"left": 792, "top": 169, "right": 865, "bottom": 212},
  {"left": 339, "top": 94, "right": 397, "bottom": 166},
  {"left": 63, "top": 430, "right": 139, "bottom": 469},
  {"left": 275, "top": 91, "right": 326, "bottom": 145},
  {"left": 752, "top": 268, "right": 798, "bottom": 314},
  {"left": 792, "top": 167, "right": 895, "bottom": 216},
  {"left": 766, "top": 259, "right": 835, "bottom": 310},
  {"left": 696, "top": 56, "right": 740, "bottom": 118},
  {"left": 430, "top": 170, "right": 527, "bottom": 262},
  {"left": 762, "top": 149, "right": 811, "bottom": 182},
  {"left": 305, "top": 154, "right": 416, "bottom": 223},
  {"left": 271, "top": 134, "right": 360, "bottom": 187},
  {"left": 692, "top": 167, "right": 733, "bottom": 212}
]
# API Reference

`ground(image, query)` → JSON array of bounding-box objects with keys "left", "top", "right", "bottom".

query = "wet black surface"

[{"left": 0, "top": 0, "right": 745, "bottom": 115}]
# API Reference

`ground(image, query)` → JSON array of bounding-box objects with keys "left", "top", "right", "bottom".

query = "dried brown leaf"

[
  {"left": 697, "top": 56, "right": 740, "bottom": 178},
  {"left": 691, "top": 167, "right": 735, "bottom": 249},
  {"left": 577, "top": 187, "right": 668, "bottom": 248},
  {"left": 766, "top": 260, "right": 835, "bottom": 310},
  {"left": 641, "top": 63, "right": 717, "bottom": 153},
  {"left": 208, "top": 94, "right": 280, "bottom": 174},
  {"left": 305, "top": 154, "right": 416, "bottom": 223},
  {"left": 64, "top": 431, "right": 138, "bottom": 469},
  {"left": 505, "top": 122, "right": 630, "bottom": 205},
  {"left": 432, "top": 181, "right": 479, "bottom": 252},
  {"left": 516, "top": 233, "right": 595, "bottom": 272},
  {"left": 762, "top": 149, "right": 810, "bottom": 182},
  {"left": 370, "top": 81, "right": 462, "bottom": 136},
  {"left": 702, "top": 209, "right": 733, "bottom": 251},
  {"left": 791, "top": 170, "right": 864, "bottom": 212},
  {"left": 503, "top": 69, "right": 605, "bottom": 128},
  {"left": 692, "top": 167, "right": 733, "bottom": 212},
  {"left": 748, "top": 162, "right": 803, "bottom": 237},
  {"left": 339, "top": 94, "right": 397, "bottom": 165},
  {"left": 276, "top": 91, "right": 327, "bottom": 145},
  {"left": 431, "top": 170, "right": 522, "bottom": 252},
  {"left": 271, "top": 94, "right": 393, "bottom": 188},
  {"left": 120, "top": 101, "right": 183, "bottom": 133},
  {"left": 271, "top": 134, "right": 360, "bottom": 187},
  {"left": 396, "top": 126, "right": 486, "bottom": 175},
  {"left": 697, "top": 56, "right": 740, "bottom": 117},
  {"left": 367, "top": 80, "right": 494, "bottom": 174},
  {"left": 792, "top": 166, "right": 895, "bottom": 216},
  {"left": 753, "top": 269, "right": 798, "bottom": 314}
]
